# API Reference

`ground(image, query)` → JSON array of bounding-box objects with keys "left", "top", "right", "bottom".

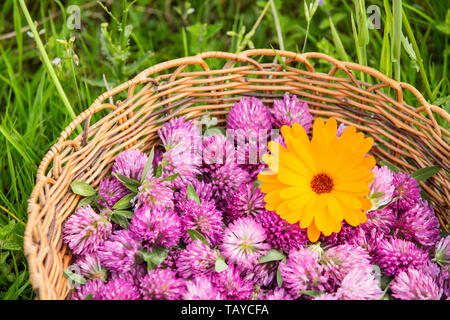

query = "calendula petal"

[
  {"left": 258, "top": 171, "right": 279, "bottom": 183},
  {"left": 356, "top": 210, "right": 368, "bottom": 224},
  {"left": 264, "top": 190, "right": 283, "bottom": 204},
  {"left": 279, "top": 150, "right": 314, "bottom": 178},
  {"left": 334, "top": 191, "right": 363, "bottom": 210},
  {"left": 324, "top": 118, "right": 338, "bottom": 145},
  {"left": 326, "top": 193, "right": 344, "bottom": 222},
  {"left": 360, "top": 157, "right": 376, "bottom": 178},
  {"left": 262, "top": 154, "right": 280, "bottom": 173},
  {"left": 300, "top": 198, "right": 316, "bottom": 228},
  {"left": 360, "top": 197, "right": 373, "bottom": 211},
  {"left": 339, "top": 125, "right": 356, "bottom": 140},
  {"left": 287, "top": 192, "right": 314, "bottom": 210},
  {"left": 307, "top": 221, "right": 321, "bottom": 242},
  {"left": 268, "top": 141, "right": 288, "bottom": 159},
  {"left": 265, "top": 203, "right": 278, "bottom": 211},
  {"left": 292, "top": 123, "right": 311, "bottom": 145},
  {"left": 276, "top": 200, "right": 292, "bottom": 216},
  {"left": 260, "top": 183, "right": 283, "bottom": 194},
  {"left": 315, "top": 204, "right": 333, "bottom": 235},
  {"left": 279, "top": 185, "right": 309, "bottom": 199},
  {"left": 256, "top": 118, "right": 375, "bottom": 243},
  {"left": 281, "top": 124, "right": 294, "bottom": 136},
  {"left": 277, "top": 167, "right": 308, "bottom": 186},
  {"left": 334, "top": 181, "right": 370, "bottom": 195},
  {"left": 283, "top": 209, "right": 302, "bottom": 224},
  {"left": 358, "top": 137, "right": 374, "bottom": 156},
  {"left": 284, "top": 134, "right": 317, "bottom": 173},
  {"left": 344, "top": 209, "right": 360, "bottom": 227},
  {"left": 313, "top": 117, "right": 325, "bottom": 136},
  {"left": 347, "top": 132, "right": 365, "bottom": 152},
  {"left": 331, "top": 218, "right": 342, "bottom": 233}
]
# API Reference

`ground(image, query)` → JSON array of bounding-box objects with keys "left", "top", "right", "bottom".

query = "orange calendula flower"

[{"left": 257, "top": 117, "right": 375, "bottom": 242}]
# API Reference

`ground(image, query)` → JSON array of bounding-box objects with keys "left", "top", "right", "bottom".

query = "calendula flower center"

[{"left": 310, "top": 173, "right": 334, "bottom": 194}]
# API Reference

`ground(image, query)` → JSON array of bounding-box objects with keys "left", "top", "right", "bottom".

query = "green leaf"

[
  {"left": 420, "top": 189, "right": 429, "bottom": 200},
  {"left": 138, "top": 247, "right": 170, "bottom": 271},
  {"left": 436, "top": 22, "right": 450, "bottom": 35},
  {"left": 3, "top": 270, "right": 29, "bottom": 299},
  {"left": 112, "top": 173, "right": 140, "bottom": 193},
  {"left": 379, "top": 161, "right": 399, "bottom": 173},
  {"left": 411, "top": 166, "right": 441, "bottom": 182},
  {"left": 276, "top": 265, "right": 283, "bottom": 287},
  {"left": 258, "top": 249, "right": 286, "bottom": 264},
  {"left": 253, "top": 180, "right": 262, "bottom": 191},
  {"left": 84, "top": 294, "right": 93, "bottom": 300},
  {"left": 371, "top": 196, "right": 399, "bottom": 211},
  {"left": 379, "top": 276, "right": 394, "bottom": 300},
  {"left": 298, "top": 290, "right": 324, "bottom": 297},
  {"left": 162, "top": 173, "right": 180, "bottom": 182},
  {"left": 112, "top": 193, "right": 135, "bottom": 210},
  {"left": 63, "top": 270, "right": 86, "bottom": 285},
  {"left": 124, "top": 51, "right": 155, "bottom": 75},
  {"left": 439, "top": 230, "right": 450, "bottom": 238},
  {"left": 270, "top": 45, "right": 288, "bottom": 70},
  {"left": 187, "top": 229, "right": 209, "bottom": 246},
  {"left": 329, "top": 16, "right": 349, "bottom": 61},
  {"left": 380, "top": 274, "right": 393, "bottom": 291},
  {"left": 76, "top": 195, "right": 97, "bottom": 209},
  {"left": 0, "top": 220, "right": 22, "bottom": 251},
  {"left": 154, "top": 164, "right": 163, "bottom": 178},
  {"left": 112, "top": 210, "right": 134, "bottom": 219},
  {"left": 370, "top": 191, "right": 385, "bottom": 199},
  {"left": 214, "top": 259, "right": 228, "bottom": 273},
  {"left": 140, "top": 147, "right": 155, "bottom": 184},
  {"left": 186, "top": 184, "right": 201, "bottom": 205},
  {"left": 356, "top": 0, "right": 369, "bottom": 47},
  {"left": 433, "top": 95, "right": 450, "bottom": 107},
  {"left": 304, "top": 0, "right": 310, "bottom": 22},
  {"left": 70, "top": 180, "right": 96, "bottom": 197},
  {"left": 111, "top": 212, "right": 129, "bottom": 229}
]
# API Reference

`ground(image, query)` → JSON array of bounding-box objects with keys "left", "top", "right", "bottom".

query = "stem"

[
  {"left": 70, "top": 49, "right": 82, "bottom": 110},
  {"left": 302, "top": 21, "right": 310, "bottom": 54},
  {"left": 393, "top": 0, "right": 402, "bottom": 81},
  {"left": 270, "top": 0, "right": 285, "bottom": 62},
  {"left": 239, "top": 0, "right": 270, "bottom": 52},
  {"left": 182, "top": 27, "right": 189, "bottom": 57},
  {"left": 329, "top": 16, "right": 349, "bottom": 62},
  {"left": 18, "top": 0, "right": 78, "bottom": 124},
  {"left": 0, "top": 205, "right": 26, "bottom": 227},
  {"left": 118, "top": 0, "right": 129, "bottom": 80},
  {"left": 402, "top": 9, "right": 432, "bottom": 101},
  {"left": 444, "top": 35, "right": 448, "bottom": 83},
  {"left": 351, "top": 12, "right": 364, "bottom": 82},
  {"left": 380, "top": 278, "right": 394, "bottom": 300}
]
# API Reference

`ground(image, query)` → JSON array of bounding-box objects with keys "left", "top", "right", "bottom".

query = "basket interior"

[{"left": 25, "top": 50, "right": 450, "bottom": 299}]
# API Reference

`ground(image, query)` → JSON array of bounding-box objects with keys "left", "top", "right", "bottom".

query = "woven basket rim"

[{"left": 24, "top": 49, "right": 450, "bottom": 299}]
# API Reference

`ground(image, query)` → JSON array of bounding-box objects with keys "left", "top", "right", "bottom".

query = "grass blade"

[
  {"left": 402, "top": 8, "right": 432, "bottom": 100},
  {"left": 329, "top": 16, "right": 349, "bottom": 61},
  {"left": 17, "top": 0, "right": 78, "bottom": 128},
  {"left": 392, "top": 0, "right": 402, "bottom": 81}
]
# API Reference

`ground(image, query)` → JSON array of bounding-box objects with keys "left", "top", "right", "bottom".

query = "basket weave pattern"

[{"left": 24, "top": 50, "right": 450, "bottom": 299}]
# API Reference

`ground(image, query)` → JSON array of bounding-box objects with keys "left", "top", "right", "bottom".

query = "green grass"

[{"left": 0, "top": 0, "right": 448, "bottom": 299}]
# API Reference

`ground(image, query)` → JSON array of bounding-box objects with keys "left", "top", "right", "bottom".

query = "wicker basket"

[{"left": 24, "top": 49, "right": 450, "bottom": 299}]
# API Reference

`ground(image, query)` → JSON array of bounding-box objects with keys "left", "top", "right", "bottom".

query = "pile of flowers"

[{"left": 63, "top": 94, "right": 449, "bottom": 300}]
